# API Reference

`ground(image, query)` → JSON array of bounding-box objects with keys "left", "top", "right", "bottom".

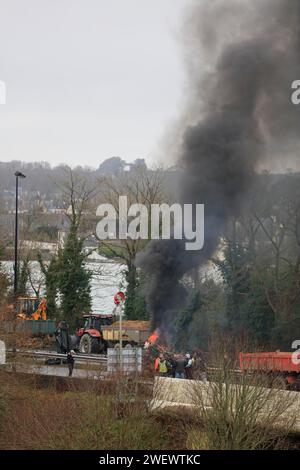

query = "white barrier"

[
  {"left": 153, "top": 377, "right": 300, "bottom": 433},
  {"left": 107, "top": 347, "right": 142, "bottom": 373},
  {"left": 0, "top": 340, "right": 6, "bottom": 365}
]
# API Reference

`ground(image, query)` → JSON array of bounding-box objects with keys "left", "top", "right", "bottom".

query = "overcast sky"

[{"left": 0, "top": 0, "right": 186, "bottom": 168}]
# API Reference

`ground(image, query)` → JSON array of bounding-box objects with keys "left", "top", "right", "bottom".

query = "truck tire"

[{"left": 79, "top": 334, "right": 99, "bottom": 354}]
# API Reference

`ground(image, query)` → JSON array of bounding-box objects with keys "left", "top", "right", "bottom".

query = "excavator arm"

[
  {"left": 31, "top": 298, "right": 47, "bottom": 320},
  {"left": 17, "top": 297, "right": 47, "bottom": 321}
]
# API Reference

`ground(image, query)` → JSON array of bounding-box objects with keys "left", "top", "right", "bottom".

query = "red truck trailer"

[{"left": 239, "top": 351, "right": 300, "bottom": 389}]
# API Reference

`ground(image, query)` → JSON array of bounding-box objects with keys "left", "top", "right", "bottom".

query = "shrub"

[{"left": 188, "top": 351, "right": 296, "bottom": 450}]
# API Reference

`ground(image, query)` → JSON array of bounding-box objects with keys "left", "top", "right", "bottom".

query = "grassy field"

[
  {"left": 0, "top": 370, "right": 299, "bottom": 450},
  {"left": 0, "top": 370, "right": 187, "bottom": 450}
]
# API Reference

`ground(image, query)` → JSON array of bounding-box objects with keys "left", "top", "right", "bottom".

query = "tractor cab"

[
  {"left": 77, "top": 314, "right": 113, "bottom": 338},
  {"left": 82, "top": 314, "right": 113, "bottom": 331}
]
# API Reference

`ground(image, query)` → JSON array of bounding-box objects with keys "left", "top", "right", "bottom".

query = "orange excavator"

[{"left": 16, "top": 297, "right": 47, "bottom": 321}]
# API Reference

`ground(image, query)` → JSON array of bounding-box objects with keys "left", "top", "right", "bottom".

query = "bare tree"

[
  {"left": 95, "top": 166, "right": 166, "bottom": 268},
  {"left": 58, "top": 167, "right": 98, "bottom": 234},
  {"left": 94, "top": 166, "right": 167, "bottom": 319}
]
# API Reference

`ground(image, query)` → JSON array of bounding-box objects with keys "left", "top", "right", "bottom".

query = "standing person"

[
  {"left": 174, "top": 354, "right": 186, "bottom": 379},
  {"left": 158, "top": 354, "right": 168, "bottom": 376},
  {"left": 67, "top": 349, "right": 75, "bottom": 377},
  {"left": 166, "top": 353, "right": 176, "bottom": 378},
  {"left": 154, "top": 355, "right": 160, "bottom": 374},
  {"left": 185, "top": 353, "right": 194, "bottom": 380}
]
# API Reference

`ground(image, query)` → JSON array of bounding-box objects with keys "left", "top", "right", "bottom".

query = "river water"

[{"left": 3, "top": 253, "right": 126, "bottom": 315}]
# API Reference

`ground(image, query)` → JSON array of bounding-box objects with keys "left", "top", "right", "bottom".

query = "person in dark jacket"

[
  {"left": 174, "top": 355, "right": 186, "bottom": 379},
  {"left": 166, "top": 353, "right": 176, "bottom": 378},
  {"left": 67, "top": 350, "right": 75, "bottom": 377}
]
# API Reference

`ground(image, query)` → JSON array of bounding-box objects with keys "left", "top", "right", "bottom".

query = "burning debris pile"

[
  {"left": 144, "top": 328, "right": 170, "bottom": 355},
  {"left": 137, "top": 0, "right": 300, "bottom": 339},
  {"left": 144, "top": 330, "right": 159, "bottom": 349}
]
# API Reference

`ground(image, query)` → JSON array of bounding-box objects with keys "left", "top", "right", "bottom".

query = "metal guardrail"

[
  {"left": 7, "top": 351, "right": 241, "bottom": 371},
  {"left": 8, "top": 349, "right": 107, "bottom": 363}
]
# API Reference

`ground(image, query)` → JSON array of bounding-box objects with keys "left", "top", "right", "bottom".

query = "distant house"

[
  {"left": 98, "top": 157, "right": 147, "bottom": 175},
  {"left": 21, "top": 240, "right": 58, "bottom": 254}
]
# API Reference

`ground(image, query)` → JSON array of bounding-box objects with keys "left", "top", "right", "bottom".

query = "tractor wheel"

[{"left": 79, "top": 334, "right": 99, "bottom": 354}]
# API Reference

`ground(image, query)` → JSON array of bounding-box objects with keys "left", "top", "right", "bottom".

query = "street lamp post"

[{"left": 14, "top": 171, "right": 26, "bottom": 297}]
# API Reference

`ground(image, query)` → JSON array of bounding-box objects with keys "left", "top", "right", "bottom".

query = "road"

[{"left": 5, "top": 362, "right": 107, "bottom": 379}]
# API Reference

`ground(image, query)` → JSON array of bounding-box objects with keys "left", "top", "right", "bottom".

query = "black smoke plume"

[{"left": 136, "top": 0, "right": 300, "bottom": 333}]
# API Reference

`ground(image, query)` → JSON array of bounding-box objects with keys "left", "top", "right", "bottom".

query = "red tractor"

[{"left": 76, "top": 314, "right": 113, "bottom": 354}]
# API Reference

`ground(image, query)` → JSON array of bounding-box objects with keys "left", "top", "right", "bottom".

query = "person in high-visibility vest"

[
  {"left": 158, "top": 354, "right": 168, "bottom": 376},
  {"left": 154, "top": 356, "right": 160, "bottom": 372}
]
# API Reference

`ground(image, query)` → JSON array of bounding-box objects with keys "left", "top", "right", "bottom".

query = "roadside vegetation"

[
  {"left": 0, "top": 368, "right": 299, "bottom": 450},
  {"left": 188, "top": 347, "right": 297, "bottom": 450},
  {"left": 0, "top": 371, "right": 178, "bottom": 450}
]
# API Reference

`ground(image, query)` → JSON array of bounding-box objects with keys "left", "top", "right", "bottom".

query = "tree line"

[{"left": 1, "top": 168, "right": 300, "bottom": 351}]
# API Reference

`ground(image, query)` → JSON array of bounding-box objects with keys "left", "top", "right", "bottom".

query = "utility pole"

[
  {"left": 12, "top": 171, "right": 26, "bottom": 364},
  {"left": 14, "top": 171, "right": 26, "bottom": 297},
  {"left": 119, "top": 302, "right": 123, "bottom": 371}
]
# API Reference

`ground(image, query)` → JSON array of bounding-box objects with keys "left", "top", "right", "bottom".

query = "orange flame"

[
  {"left": 144, "top": 329, "right": 159, "bottom": 348},
  {"left": 148, "top": 330, "right": 159, "bottom": 344}
]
